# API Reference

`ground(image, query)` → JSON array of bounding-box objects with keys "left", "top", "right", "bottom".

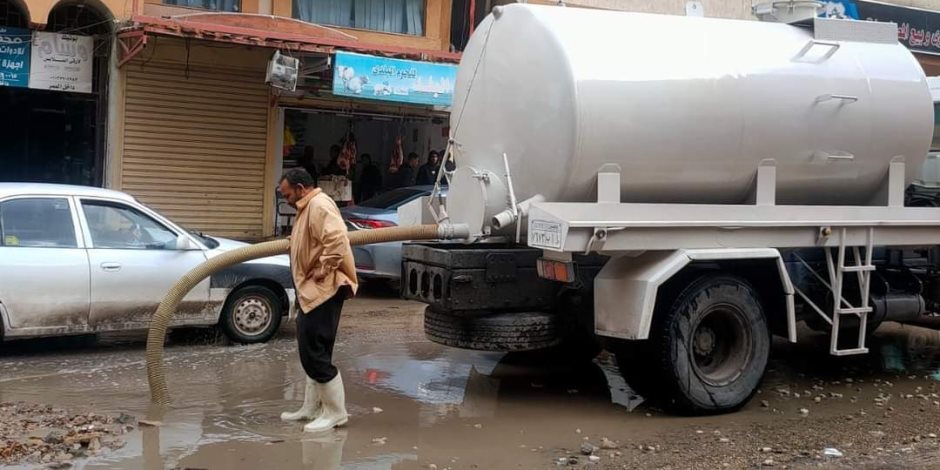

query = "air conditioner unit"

[{"left": 266, "top": 50, "right": 299, "bottom": 92}]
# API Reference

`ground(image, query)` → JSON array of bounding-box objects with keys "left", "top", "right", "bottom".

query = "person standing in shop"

[
  {"left": 416, "top": 150, "right": 441, "bottom": 186},
  {"left": 299, "top": 146, "right": 320, "bottom": 185},
  {"left": 357, "top": 153, "right": 383, "bottom": 201}
]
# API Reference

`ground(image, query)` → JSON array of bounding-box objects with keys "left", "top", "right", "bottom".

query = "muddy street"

[{"left": 2, "top": 292, "right": 940, "bottom": 469}]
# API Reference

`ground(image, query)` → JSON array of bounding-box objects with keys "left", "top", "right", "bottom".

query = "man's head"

[
  {"left": 279, "top": 168, "right": 316, "bottom": 208},
  {"left": 428, "top": 151, "right": 440, "bottom": 166},
  {"left": 361, "top": 153, "right": 372, "bottom": 165},
  {"left": 329, "top": 145, "right": 342, "bottom": 161},
  {"left": 407, "top": 152, "right": 420, "bottom": 169}
]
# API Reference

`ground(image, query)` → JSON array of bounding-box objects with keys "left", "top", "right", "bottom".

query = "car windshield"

[{"left": 357, "top": 188, "right": 428, "bottom": 210}]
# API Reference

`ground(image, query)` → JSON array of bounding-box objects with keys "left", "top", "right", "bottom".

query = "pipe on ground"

[{"left": 146, "top": 224, "right": 464, "bottom": 405}]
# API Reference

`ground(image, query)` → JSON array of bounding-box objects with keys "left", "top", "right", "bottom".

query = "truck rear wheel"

[{"left": 635, "top": 274, "right": 770, "bottom": 414}]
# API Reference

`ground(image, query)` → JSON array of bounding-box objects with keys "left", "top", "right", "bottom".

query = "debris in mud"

[
  {"left": 138, "top": 420, "right": 162, "bottom": 427},
  {"left": 600, "top": 437, "right": 619, "bottom": 450},
  {"left": 0, "top": 402, "right": 132, "bottom": 466},
  {"left": 371, "top": 437, "right": 388, "bottom": 445},
  {"left": 580, "top": 442, "right": 597, "bottom": 455},
  {"left": 372, "top": 407, "right": 384, "bottom": 414},
  {"left": 823, "top": 447, "right": 844, "bottom": 458}
]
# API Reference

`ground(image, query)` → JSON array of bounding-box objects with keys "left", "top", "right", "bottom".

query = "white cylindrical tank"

[{"left": 445, "top": 4, "right": 933, "bottom": 235}]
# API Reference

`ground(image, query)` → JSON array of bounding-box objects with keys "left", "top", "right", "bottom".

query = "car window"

[
  {"left": 82, "top": 201, "right": 179, "bottom": 250},
  {"left": 0, "top": 198, "right": 78, "bottom": 248},
  {"left": 358, "top": 188, "right": 427, "bottom": 209}
]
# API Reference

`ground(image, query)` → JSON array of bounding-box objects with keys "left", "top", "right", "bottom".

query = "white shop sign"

[{"left": 29, "top": 32, "right": 93, "bottom": 93}]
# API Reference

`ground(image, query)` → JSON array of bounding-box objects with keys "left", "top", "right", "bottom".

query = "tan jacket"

[{"left": 289, "top": 189, "right": 358, "bottom": 312}]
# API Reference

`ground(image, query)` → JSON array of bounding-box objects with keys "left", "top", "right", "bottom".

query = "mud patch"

[{"left": 0, "top": 402, "right": 134, "bottom": 466}]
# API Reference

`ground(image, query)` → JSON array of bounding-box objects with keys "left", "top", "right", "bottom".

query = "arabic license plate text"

[{"left": 529, "top": 220, "right": 562, "bottom": 249}]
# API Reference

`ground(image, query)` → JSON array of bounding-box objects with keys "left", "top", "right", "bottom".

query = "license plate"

[{"left": 528, "top": 220, "right": 563, "bottom": 249}]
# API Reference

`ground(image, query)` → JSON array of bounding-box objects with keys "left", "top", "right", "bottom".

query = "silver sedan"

[{"left": 0, "top": 183, "right": 296, "bottom": 344}]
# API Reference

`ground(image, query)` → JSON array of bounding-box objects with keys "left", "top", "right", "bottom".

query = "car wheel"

[{"left": 220, "top": 285, "right": 283, "bottom": 344}]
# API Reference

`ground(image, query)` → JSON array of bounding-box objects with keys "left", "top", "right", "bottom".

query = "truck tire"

[
  {"left": 639, "top": 274, "right": 771, "bottom": 414},
  {"left": 424, "top": 308, "right": 562, "bottom": 352}
]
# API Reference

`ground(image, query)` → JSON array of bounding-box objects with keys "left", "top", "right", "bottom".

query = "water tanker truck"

[{"left": 399, "top": 3, "right": 940, "bottom": 414}]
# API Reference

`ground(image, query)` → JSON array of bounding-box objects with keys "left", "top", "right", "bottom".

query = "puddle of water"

[{"left": 3, "top": 314, "right": 940, "bottom": 469}]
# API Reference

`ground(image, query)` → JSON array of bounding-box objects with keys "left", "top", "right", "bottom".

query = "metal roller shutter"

[{"left": 121, "top": 60, "right": 270, "bottom": 240}]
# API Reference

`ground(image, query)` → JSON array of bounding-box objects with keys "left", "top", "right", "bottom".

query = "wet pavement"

[{"left": 2, "top": 293, "right": 940, "bottom": 469}]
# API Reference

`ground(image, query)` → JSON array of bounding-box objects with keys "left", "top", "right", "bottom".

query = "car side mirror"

[{"left": 176, "top": 234, "right": 196, "bottom": 250}]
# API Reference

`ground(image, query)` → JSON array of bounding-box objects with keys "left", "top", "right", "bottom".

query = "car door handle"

[{"left": 100, "top": 262, "right": 122, "bottom": 272}]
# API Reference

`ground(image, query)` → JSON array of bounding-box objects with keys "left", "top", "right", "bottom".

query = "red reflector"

[
  {"left": 538, "top": 260, "right": 554, "bottom": 281},
  {"left": 538, "top": 258, "right": 574, "bottom": 283},
  {"left": 347, "top": 218, "right": 397, "bottom": 230}
]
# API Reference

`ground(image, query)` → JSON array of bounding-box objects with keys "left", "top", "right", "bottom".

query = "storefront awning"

[{"left": 115, "top": 13, "right": 461, "bottom": 68}]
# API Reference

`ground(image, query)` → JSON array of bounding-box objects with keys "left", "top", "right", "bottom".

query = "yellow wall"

[{"left": 141, "top": 0, "right": 453, "bottom": 52}]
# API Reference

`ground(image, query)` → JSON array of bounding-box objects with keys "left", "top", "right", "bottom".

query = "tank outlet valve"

[{"left": 438, "top": 223, "right": 471, "bottom": 240}]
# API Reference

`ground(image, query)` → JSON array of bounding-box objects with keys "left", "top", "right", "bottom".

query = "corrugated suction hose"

[{"left": 146, "top": 223, "right": 457, "bottom": 405}]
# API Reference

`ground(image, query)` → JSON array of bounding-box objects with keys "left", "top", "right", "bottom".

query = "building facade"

[{"left": 3, "top": 0, "right": 464, "bottom": 240}]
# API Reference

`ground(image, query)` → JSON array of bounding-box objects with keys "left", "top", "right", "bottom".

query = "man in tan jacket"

[{"left": 278, "top": 169, "right": 358, "bottom": 433}]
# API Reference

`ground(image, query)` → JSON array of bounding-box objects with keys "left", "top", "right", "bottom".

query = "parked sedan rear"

[{"left": 341, "top": 186, "right": 445, "bottom": 281}]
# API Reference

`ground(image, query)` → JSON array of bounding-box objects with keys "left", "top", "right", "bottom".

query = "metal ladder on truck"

[{"left": 825, "top": 227, "right": 875, "bottom": 356}]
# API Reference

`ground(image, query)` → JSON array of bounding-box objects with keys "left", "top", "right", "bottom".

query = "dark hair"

[
  {"left": 330, "top": 145, "right": 342, "bottom": 158},
  {"left": 281, "top": 168, "right": 316, "bottom": 188},
  {"left": 361, "top": 153, "right": 372, "bottom": 163},
  {"left": 407, "top": 152, "right": 419, "bottom": 161},
  {"left": 428, "top": 150, "right": 439, "bottom": 162}
]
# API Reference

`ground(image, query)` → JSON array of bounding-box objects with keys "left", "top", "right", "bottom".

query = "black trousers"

[{"left": 296, "top": 290, "right": 346, "bottom": 383}]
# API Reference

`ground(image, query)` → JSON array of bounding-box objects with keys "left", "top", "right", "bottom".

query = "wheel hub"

[
  {"left": 689, "top": 305, "right": 752, "bottom": 387},
  {"left": 233, "top": 297, "right": 272, "bottom": 336},
  {"left": 693, "top": 326, "right": 716, "bottom": 356}
]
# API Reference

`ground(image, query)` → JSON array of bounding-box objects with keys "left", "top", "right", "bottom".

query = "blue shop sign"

[
  {"left": 0, "top": 26, "right": 30, "bottom": 88},
  {"left": 332, "top": 51, "right": 457, "bottom": 107}
]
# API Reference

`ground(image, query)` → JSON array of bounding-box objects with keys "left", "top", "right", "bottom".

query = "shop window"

[
  {"left": 163, "top": 0, "right": 240, "bottom": 12},
  {"left": 293, "top": 0, "right": 425, "bottom": 36},
  {"left": 0, "top": 0, "right": 27, "bottom": 28}
]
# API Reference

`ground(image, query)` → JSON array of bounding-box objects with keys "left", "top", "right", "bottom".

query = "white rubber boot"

[
  {"left": 281, "top": 377, "right": 321, "bottom": 421},
  {"left": 304, "top": 372, "right": 348, "bottom": 433}
]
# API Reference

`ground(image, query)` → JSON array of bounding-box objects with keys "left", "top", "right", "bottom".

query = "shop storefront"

[
  {"left": 112, "top": 13, "right": 459, "bottom": 240},
  {"left": 277, "top": 51, "right": 457, "bottom": 216},
  {"left": 112, "top": 37, "right": 275, "bottom": 241},
  {"left": 0, "top": 1, "right": 112, "bottom": 186}
]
